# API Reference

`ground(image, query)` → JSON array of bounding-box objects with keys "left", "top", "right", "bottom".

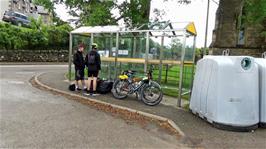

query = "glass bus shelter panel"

[
  {"left": 92, "top": 33, "right": 117, "bottom": 79},
  {"left": 118, "top": 33, "right": 135, "bottom": 58},
  {"left": 115, "top": 32, "right": 147, "bottom": 77},
  {"left": 148, "top": 31, "right": 185, "bottom": 60},
  {"left": 164, "top": 36, "right": 185, "bottom": 61},
  {"left": 148, "top": 33, "right": 194, "bottom": 98},
  {"left": 91, "top": 33, "right": 111, "bottom": 57},
  {"left": 184, "top": 36, "right": 195, "bottom": 61},
  {"left": 128, "top": 32, "right": 147, "bottom": 59},
  {"left": 72, "top": 35, "right": 91, "bottom": 54},
  {"left": 99, "top": 61, "right": 116, "bottom": 80},
  {"left": 148, "top": 36, "right": 161, "bottom": 60}
]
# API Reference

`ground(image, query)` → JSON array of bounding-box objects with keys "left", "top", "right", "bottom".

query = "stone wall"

[
  {"left": 245, "top": 25, "right": 265, "bottom": 48},
  {"left": 211, "top": 48, "right": 265, "bottom": 58},
  {"left": 211, "top": 0, "right": 242, "bottom": 48},
  {"left": 0, "top": 50, "right": 69, "bottom": 62},
  {"left": 211, "top": 0, "right": 265, "bottom": 55}
]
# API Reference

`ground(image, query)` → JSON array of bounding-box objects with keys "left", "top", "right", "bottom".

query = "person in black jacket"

[
  {"left": 73, "top": 43, "right": 86, "bottom": 91},
  {"left": 85, "top": 43, "right": 101, "bottom": 96}
]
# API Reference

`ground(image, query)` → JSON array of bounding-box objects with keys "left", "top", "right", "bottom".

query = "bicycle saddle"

[{"left": 124, "top": 70, "right": 137, "bottom": 75}]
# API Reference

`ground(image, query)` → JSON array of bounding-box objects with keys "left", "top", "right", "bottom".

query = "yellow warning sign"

[{"left": 186, "top": 22, "right": 197, "bottom": 36}]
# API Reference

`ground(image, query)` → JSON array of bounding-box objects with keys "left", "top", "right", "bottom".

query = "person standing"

[
  {"left": 85, "top": 43, "right": 101, "bottom": 96},
  {"left": 73, "top": 43, "right": 86, "bottom": 91}
]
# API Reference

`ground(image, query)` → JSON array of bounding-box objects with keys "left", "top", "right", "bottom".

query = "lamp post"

[{"left": 203, "top": 0, "right": 210, "bottom": 56}]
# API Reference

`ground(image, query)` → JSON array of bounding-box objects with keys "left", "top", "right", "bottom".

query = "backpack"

[
  {"left": 87, "top": 79, "right": 113, "bottom": 94},
  {"left": 96, "top": 80, "right": 113, "bottom": 94},
  {"left": 87, "top": 52, "right": 96, "bottom": 65},
  {"left": 68, "top": 83, "right": 76, "bottom": 91}
]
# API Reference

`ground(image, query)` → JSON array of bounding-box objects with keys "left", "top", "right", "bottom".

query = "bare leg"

[
  {"left": 75, "top": 80, "right": 79, "bottom": 89},
  {"left": 87, "top": 77, "right": 92, "bottom": 92},
  {"left": 81, "top": 80, "right": 86, "bottom": 89},
  {"left": 77, "top": 80, "right": 82, "bottom": 89},
  {"left": 93, "top": 77, "right": 97, "bottom": 91}
]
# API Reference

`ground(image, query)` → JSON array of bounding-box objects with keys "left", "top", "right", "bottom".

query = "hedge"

[{"left": 0, "top": 21, "right": 72, "bottom": 50}]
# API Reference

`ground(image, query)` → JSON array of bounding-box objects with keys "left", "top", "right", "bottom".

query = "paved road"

[
  {"left": 0, "top": 65, "right": 184, "bottom": 148},
  {"left": 38, "top": 68, "right": 266, "bottom": 149}
]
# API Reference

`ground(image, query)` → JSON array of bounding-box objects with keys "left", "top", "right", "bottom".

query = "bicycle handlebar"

[{"left": 122, "top": 65, "right": 154, "bottom": 79}]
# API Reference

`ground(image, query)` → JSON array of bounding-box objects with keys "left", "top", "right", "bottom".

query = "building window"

[
  {"left": 237, "top": 4, "right": 246, "bottom": 46},
  {"left": 237, "top": 30, "right": 245, "bottom": 46}
]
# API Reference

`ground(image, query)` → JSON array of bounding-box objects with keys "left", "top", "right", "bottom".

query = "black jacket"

[
  {"left": 73, "top": 51, "right": 85, "bottom": 70},
  {"left": 85, "top": 50, "right": 101, "bottom": 71}
]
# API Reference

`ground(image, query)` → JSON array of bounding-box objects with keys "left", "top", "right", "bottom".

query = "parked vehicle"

[
  {"left": 2, "top": 11, "right": 30, "bottom": 27},
  {"left": 112, "top": 66, "right": 163, "bottom": 106}
]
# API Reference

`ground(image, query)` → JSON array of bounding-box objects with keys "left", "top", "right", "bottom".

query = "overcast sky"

[{"left": 54, "top": 0, "right": 218, "bottom": 48}]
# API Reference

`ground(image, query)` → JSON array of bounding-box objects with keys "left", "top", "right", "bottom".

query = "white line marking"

[
  {"left": 7, "top": 80, "right": 25, "bottom": 84},
  {"left": 16, "top": 72, "right": 35, "bottom": 74},
  {"left": 0, "top": 65, "right": 68, "bottom": 68}
]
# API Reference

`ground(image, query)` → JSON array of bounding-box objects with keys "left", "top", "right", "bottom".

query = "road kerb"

[{"left": 33, "top": 73, "right": 186, "bottom": 137}]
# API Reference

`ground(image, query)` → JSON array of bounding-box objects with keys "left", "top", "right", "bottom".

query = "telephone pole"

[{"left": 204, "top": 0, "right": 210, "bottom": 55}]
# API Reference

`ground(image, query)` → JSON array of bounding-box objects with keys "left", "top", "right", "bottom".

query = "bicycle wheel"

[
  {"left": 111, "top": 79, "right": 129, "bottom": 99},
  {"left": 141, "top": 81, "right": 163, "bottom": 106}
]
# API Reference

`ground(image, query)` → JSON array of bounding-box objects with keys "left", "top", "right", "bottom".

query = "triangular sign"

[{"left": 186, "top": 22, "right": 197, "bottom": 36}]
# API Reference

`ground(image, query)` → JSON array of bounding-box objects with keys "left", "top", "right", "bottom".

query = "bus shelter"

[{"left": 68, "top": 21, "right": 197, "bottom": 107}]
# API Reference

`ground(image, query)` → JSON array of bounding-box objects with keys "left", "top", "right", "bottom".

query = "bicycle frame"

[
  {"left": 113, "top": 66, "right": 163, "bottom": 106},
  {"left": 128, "top": 80, "right": 147, "bottom": 94},
  {"left": 118, "top": 66, "right": 154, "bottom": 95}
]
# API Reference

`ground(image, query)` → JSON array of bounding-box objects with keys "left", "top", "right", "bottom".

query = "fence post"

[
  {"left": 184, "top": 66, "right": 187, "bottom": 87},
  {"left": 133, "top": 36, "right": 137, "bottom": 57},
  {"left": 165, "top": 64, "right": 168, "bottom": 83}
]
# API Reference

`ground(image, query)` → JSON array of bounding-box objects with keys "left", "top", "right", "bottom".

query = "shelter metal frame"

[{"left": 68, "top": 22, "right": 197, "bottom": 107}]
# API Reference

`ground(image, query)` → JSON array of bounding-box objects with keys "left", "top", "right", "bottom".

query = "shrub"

[{"left": 0, "top": 21, "right": 72, "bottom": 50}]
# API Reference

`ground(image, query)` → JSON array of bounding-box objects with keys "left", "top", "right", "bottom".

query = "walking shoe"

[
  {"left": 91, "top": 91, "right": 99, "bottom": 96},
  {"left": 83, "top": 90, "right": 91, "bottom": 96},
  {"left": 88, "top": 90, "right": 93, "bottom": 96},
  {"left": 77, "top": 88, "right": 82, "bottom": 91}
]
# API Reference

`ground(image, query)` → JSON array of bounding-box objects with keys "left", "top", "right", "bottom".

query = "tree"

[
  {"left": 117, "top": 0, "right": 151, "bottom": 28},
  {"left": 62, "top": 0, "right": 116, "bottom": 26},
  {"left": 33, "top": 0, "right": 54, "bottom": 12},
  {"left": 60, "top": 0, "right": 196, "bottom": 27},
  {"left": 244, "top": 0, "right": 266, "bottom": 38},
  {"left": 244, "top": 0, "right": 266, "bottom": 27},
  {"left": 81, "top": 1, "right": 116, "bottom": 26}
]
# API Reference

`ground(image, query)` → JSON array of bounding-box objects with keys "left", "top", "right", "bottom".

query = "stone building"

[
  {"left": 0, "top": 0, "right": 11, "bottom": 20},
  {"left": 0, "top": 0, "right": 52, "bottom": 25},
  {"left": 210, "top": 0, "right": 265, "bottom": 57}
]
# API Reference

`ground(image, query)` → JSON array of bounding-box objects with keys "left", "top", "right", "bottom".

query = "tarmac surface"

[
  {"left": 1, "top": 64, "right": 266, "bottom": 149},
  {"left": 0, "top": 65, "right": 185, "bottom": 148}
]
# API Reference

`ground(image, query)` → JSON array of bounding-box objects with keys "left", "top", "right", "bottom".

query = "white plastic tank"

[
  {"left": 190, "top": 56, "right": 259, "bottom": 131},
  {"left": 255, "top": 58, "right": 266, "bottom": 127}
]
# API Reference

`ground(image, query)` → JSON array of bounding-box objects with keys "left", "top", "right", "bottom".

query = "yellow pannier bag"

[{"left": 119, "top": 75, "right": 128, "bottom": 80}]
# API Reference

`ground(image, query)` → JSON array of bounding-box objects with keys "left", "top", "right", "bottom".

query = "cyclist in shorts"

[
  {"left": 85, "top": 43, "right": 101, "bottom": 96},
  {"left": 73, "top": 43, "right": 86, "bottom": 91}
]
